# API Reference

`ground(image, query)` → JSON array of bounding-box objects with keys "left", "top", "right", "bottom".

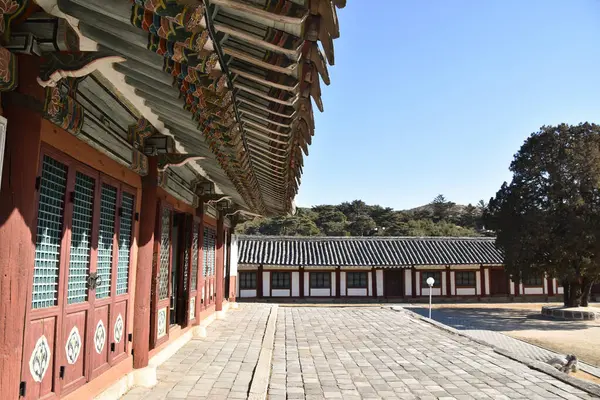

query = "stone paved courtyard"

[{"left": 122, "top": 304, "right": 599, "bottom": 399}]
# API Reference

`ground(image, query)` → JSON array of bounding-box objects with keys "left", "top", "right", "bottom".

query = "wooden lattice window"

[
  {"left": 455, "top": 271, "right": 476, "bottom": 287},
  {"left": 190, "top": 223, "right": 199, "bottom": 290},
  {"left": 523, "top": 276, "right": 543, "bottom": 286},
  {"left": 346, "top": 272, "right": 368, "bottom": 289},
  {"left": 67, "top": 172, "right": 95, "bottom": 304},
  {"left": 271, "top": 272, "right": 291, "bottom": 289},
  {"left": 239, "top": 272, "right": 257, "bottom": 289},
  {"left": 158, "top": 208, "right": 171, "bottom": 300},
  {"left": 116, "top": 192, "right": 134, "bottom": 295},
  {"left": 203, "top": 226, "right": 216, "bottom": 276},
  {"left": 95, "top": 184, "right": 117, "bottom": 299},
  {"left": 32, "top": 156, "right": 68, "bottom": 309},
  {"left": 421, "top": 271, "right": 441, "bottom": 288},
  {"left": 310, "top": 272, "right": 331, "bottom": 289}
]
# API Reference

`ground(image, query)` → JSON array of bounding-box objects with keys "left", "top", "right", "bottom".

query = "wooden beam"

[
  {"left": 239, "top": 109, "right": 292, "bottom": 128},
  {"left": 230, "top": 67, "right": 298, "bottom": 91},
  {"left": 243, "top": 119, "right": 290, "bottom": 137},
  {"left": 237, "top": 82, "right": 298, "bottom": 106},
  {"left": 224, "top": 47, "right": 297, "bottom": 75},
  {"left": 237, "top": 97, "right": 296, "bottom": 118},
  {"left": 214, "top": 23, "right": 301, "bottom": 56},
  {"left": 210, "top": 0, "right": 308, "bottom": 24}
]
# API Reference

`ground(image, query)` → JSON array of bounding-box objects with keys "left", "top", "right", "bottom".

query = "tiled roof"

[{"left": 236, "top": 236, "right": 503, "bottom": 267}]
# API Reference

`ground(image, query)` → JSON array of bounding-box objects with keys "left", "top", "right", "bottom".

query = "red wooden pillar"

[
  {"left": 194, "top": 205, "right": 204, "bottom": 322},
  {"left": 446, "top": 266, "right": 451, "bottom": 297},
  {"left": 371, "top": 267, "right": 377, "bottom": 298},
  {"left": 299, "top": 266, "right": 304, "bottom": 298},
  {"left": 215, "top": 213, "right": 224, "bottom": 311},
  {"left": 0, "top": 55, "right": 44, "bottom": 398},
  {"left": 132, "top": 156, "right": 158, "bottom": 369},
  {"left": 336, "top": 267, "right": 341, "bottom": 298},
  {"left": 411, "top": 267, "right": 416, "bottom": 298},
  {"left": 547, "top": 276, "right": 554, "bottom": 296},
  {"left": 257, "top": 264, "right": 264, "bottom": 298}
]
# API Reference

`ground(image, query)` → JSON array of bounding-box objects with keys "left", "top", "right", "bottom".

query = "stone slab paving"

[
  {"left": 406, "top": 306, "right": 600, "bottom": 378},
  {"left": 270, "top": 306, "right": 599, "bottom": 400},
  {"left": 121, "top": 304, "right": 272, "bottom": 400}
]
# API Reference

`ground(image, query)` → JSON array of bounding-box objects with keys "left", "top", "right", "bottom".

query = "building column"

[
  {"left": 0, "top": 55, "right": 44, "bottom": 398},
  {"left": 445, "top": 266, "right": 451, "bottom": 297},
  {"left": 480, "top": 265, "right": 486, "bottom": 296},
  {"left": 257, "top": 264, "right": 264, "bottom": 298},
  {"left": 132, "top": 156, "right": 158, "bottom": 369},
  {"left": 215, "top": 213, "right": 224, "bottom": 311},
  {"left": 372, "top": 267, "right": 377, "bottom": 299},
  {"left": 547, "top": 276, "right": 554, "bottom": 296},
  {"left": 299, "top": 266, "right": 304, "bottom": 298},
  {"left": 411, "top": 267, "right": 416, "bottom": 298},
  {"left": 336, "top": 267, "right": 341, "bottom": 298}
]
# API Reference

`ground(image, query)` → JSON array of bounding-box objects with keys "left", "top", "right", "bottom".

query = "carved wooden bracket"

[
  {"left": 0, "top": 45, "right": 16, "bottom": 91},
  {"left": 37, "top": 51, "right": 126, "bottom": 88},
  {"left": 42, "top": 81, "right": 83, "bottom": 135},
  {"left": 157, "top": 153, "right": 206, "bottom": 171},
  {"left": 157, "top": 170, "right": 168, "bottom": 188},
  {"left": 0, "top": 0, "right": 29, "bottom": 43},
  {"left": 127, "top": 117, "right": 156, "bottom": 150},
  {"left": 130, "top": 149, "right": 148, "bottom": 176}
]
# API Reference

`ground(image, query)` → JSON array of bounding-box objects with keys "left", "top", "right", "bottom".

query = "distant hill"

[{"left": 236, "top": 197, "right": 490, "bottom": 238}]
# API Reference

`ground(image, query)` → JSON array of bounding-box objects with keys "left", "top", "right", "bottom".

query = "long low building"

[{"left": 234, "top": 235, "right": 565, "bottom": 299}]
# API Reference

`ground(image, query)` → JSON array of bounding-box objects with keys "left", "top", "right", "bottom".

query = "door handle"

[{"left": 59, "top": 366, "right": 65, "bottom": 379}]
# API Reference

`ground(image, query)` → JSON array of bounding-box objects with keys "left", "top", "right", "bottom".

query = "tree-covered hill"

[{"left": 236, "top": 195, "right": 491, "bottom": 237}]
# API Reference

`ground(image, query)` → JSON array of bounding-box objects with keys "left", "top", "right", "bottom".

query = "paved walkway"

[
  {"left": 121, "top": 304, "right": 599, "bottom": 399},
  {"left": 122, "top": 304, "right": 272, "bottom": 400},
  {"left": 270, "top": 306, "right": 597, "bottom": 399},
  {"left": 406, "top": 306, "right": 600, "bottom": 378}
]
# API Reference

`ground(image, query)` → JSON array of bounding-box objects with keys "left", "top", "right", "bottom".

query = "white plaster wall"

[
  {"left": 484, "top": 268, "right": 490, "bottom": 295},
  {"left": 510, "top": 280, "right": 515, "bottom": 295},
  {"left": 476, "top": 271, "right": 481, "bottom": 295},
  {"left": 450, "top": 271, "right": 456, "bottom": 295},
  {"left": 543, "top": 277, "right": 548, "bottom": 294},
  {"left": 272, "top": 289, "right": 290, "bottom": 297},
  {"left": 367, "top": 272, "right": 373, "bottom": 296},
  {"left": 415, "top": 271, "right": 421, "bottom": 295},
  {"left": 340, "top": 272, "right": 347, "bottom": 296},
  {"left": 441, "top": 272, "right": 447, "bottom": 296},
  {"left": 519, "top": 283, "right": 524, "bottom": 294},
  {"left": 524, "top": 287, "right": 543, "bottom": 295},
  {"left": 311, "top": 288, "right": 331, "bottom": 296},
  {"left": 230, "top": 236, "right": 238, "bottom": 277},
  {"left": 456, "top": 288, "right": 476, "bottom": 296},
  {"left": 292, "top": 272, "right": 300, "bottom": 297},
  {"left": 404, "top": 269, "right": 412, "bottom": 296},
  {"left": 557, "top": 286, "right": 564, "bottom": 294},
  {"left": 331, "top": 272, "right": 336, "bottom": 297},
  {"left": 421, "top": 288, "right": 442, "bottom": 296},
  {"left": 304, "top": 272, "right": 309, "bottom": 296},
  {"left": 262, "top": 272, "right": 270, "bottom": 297},
  {"left": 347, "top": 288, "right": 368, "bottom": 296},
  {"left": 240, "top": 289, "right": 257, "bottom": 298},
  {"left": 376, "top": 270, "right": 384, "bottom": 297}
]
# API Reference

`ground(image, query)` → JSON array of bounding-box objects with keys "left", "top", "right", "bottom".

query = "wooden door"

[
  {"left": 187, "top": 217, "right": 201, "bottom": 325},
  {"left": 384, "top": 270, "right": 404, "bottom": 297},
  {"left": 490, "top": 269, "right": 509, "bottom": 295},
  {"left": 151, "top": 205, "right": 172, "bottom": 348},
  {"left": 21, "top": 149, "right": 136, "bottom": 399}
]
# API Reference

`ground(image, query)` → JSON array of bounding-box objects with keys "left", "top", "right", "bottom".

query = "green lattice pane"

[
  {"left": 183, "top": 219, "right": 189, "bottom": 292},
  {"left": 32, "top": 156, "right": 68, "bottom": 309},
  {"left": 191, "top": 223, "right": 199, "bottom": 289},
  {"left": 96, "top": 184, "right": 117, "bottom": 299},
  {"left": 203, "top": 227, "right": 215, "bottom": 277},
  {"left": 67, "top": 172, "right": 95, "bottom": 304},
  {"left": 158, "top": 208, "right": 171, "bottom": 300},
  {"left": 116, "top": 192, "right": 134, "bottom": 295}
]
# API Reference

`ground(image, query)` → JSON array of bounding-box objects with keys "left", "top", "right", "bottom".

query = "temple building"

[
  {"left": 0, "top": 0, "right": 345, "bottom": 398},
  {"left": 235, "top": 235, "right": 567, "bottom": 299}
]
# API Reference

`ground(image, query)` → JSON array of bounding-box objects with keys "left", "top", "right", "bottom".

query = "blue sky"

[{"left": 294, "top": 1, "right": 600, "bottom": 210}]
